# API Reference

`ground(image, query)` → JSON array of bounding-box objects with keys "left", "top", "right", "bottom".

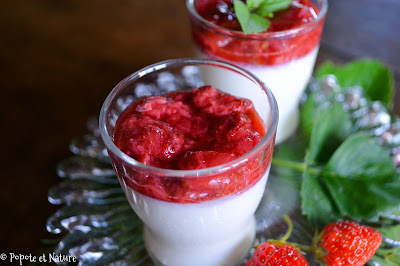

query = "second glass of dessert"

[
  {"left": 100, "top": 58, "right": 278, "bottom": 266},
  {"left": 187, "top": 0, "right": 327, "bottom": 144}
]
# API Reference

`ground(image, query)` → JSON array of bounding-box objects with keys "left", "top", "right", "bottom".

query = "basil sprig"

[{"left": 233, "top": 0, "right": 292, "bottom": 34}]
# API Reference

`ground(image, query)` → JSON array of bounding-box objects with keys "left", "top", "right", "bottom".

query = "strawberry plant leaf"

[
  {"left": 307, "top": 103, "right": 353, "bottom": 164},
  {"left": 323, "top": 174, "right": 400, "bottom": 222},
  {"left": 300, "top": 104, "right": 352, "bottom": 226},
  {"left": 274, "top": 59, "right": 399, "bottom": 227},
  {"left": 323, "top": 134, "right": 400, "bottom": 221},
  {"left": 325, "top": 133, "right": 397, "bottom": 179},
  {"left": 299, "top": 93, "right": 320, "bottom": 139},
  {"left": 378, "top": 224, "right": 400, "bottom": 241},
  {"left": 301, "top": 152, "right": 341, "bottom": 227},
  {"left": 373, "top": 248, "right": 400, "bottom": 266},
  {"left": 300, "top": 104, "right": 400, "bottom": 225},
  {"left": 315, "top": 60, "right": 393, "bottom": 106}
]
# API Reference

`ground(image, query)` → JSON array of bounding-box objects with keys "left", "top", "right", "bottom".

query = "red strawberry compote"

[
  {"left": 113, "top": 86, "right": 268, "bottom": 202},
  {"left": 187, "top": 0, "right": 327, "bottom": 143},
  {"left": 100, "top": 59, "right": 278, "bottom": 266}
]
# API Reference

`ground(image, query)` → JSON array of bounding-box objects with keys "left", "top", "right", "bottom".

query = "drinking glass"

[
  {"left": 187, "top": 0, "right": 328, "bottom": 144},
  {"left": 100, "top": 58, "right": 278, "bottom": 266}
]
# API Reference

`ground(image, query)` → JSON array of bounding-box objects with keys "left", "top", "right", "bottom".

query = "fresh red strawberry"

[
  {"left": 315, "top": 220, "right": 382, "bottom": 266},
  {"left": 245, "top": 242, "right": 309, "bottom": 266},
  {"left": 246, "top": 215, "right": 309, "bottom": 266}
]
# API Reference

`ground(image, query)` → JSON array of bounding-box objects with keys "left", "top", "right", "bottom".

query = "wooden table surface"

[{"left": 1, "top": 0, "right": 399, "bottom": 254}]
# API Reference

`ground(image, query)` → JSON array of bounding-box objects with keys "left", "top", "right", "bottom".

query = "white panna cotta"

[
  {"left": 119, "top": 170, "right": 270, "bottom": 266},
  {"left": 196, "top": 47, "right": 319, "bottom": 144}
]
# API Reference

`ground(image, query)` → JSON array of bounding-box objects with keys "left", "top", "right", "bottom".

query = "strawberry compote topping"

[
  {"left": 112, "top": 86, "right": 274, "bottom": 203},
  {"left": 191, "top": 0, "right": 325, "bottom": 65}
]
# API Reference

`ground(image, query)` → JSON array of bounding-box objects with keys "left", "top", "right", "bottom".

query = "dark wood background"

[{"left": 1, "top": 0, "right": 399, "bottom": 254}]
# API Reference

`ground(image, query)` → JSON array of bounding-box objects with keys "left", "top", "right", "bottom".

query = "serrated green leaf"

[
  {"left": 258, "top": 0, "right": 292, "bottom": 17},
  {"left": 379, "top": 224, "right": 400, "bottom": 241},
  {"left": 300, "top": 104, "right": 353, "bottom": 226},
  {"left": 301, "top": 152, "right": 341, "bottom": 227},
  {"left": 324, "top": 175, "right": 400, "bottom": 222},
  {"left": 275, "top": 59, "right": 398, "bottom": 227},
  {"left": 299, "top": 105, "right": 400, "bottom": 225},
  {"left": 322, "top": 133, "right": 400, "bottom": 221},
  {"left": 325, "top": 134, "right": 397, "bottom": 179},
  {"left": 308, "top": 103, "right": 353, "bottom": 164},
  {"left": 299, "top": 93, "right": 320, "bottom": 139},
  {"left": 373, "top": 248, "right": 400, "bottom": 266},
  {"left": 315, "top": 60, "right": 393, "bottom": 106}
]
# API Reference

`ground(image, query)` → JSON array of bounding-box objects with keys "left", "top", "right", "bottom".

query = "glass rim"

[
  {"left": 99, "top": 58, "right": 278, "bottom": 178},
  {"left": 186, "top": 0, "right": 328, "bottom": 40}
]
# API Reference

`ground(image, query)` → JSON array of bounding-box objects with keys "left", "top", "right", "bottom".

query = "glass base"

[{"left": 144, "top": 217, "right": 256, "bottom": 266}]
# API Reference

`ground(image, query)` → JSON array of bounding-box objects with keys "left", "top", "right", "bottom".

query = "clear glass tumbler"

[
  {"left": 99, "top": 58, "right": 278, "bottom": 266},
  {"left": 187, "top": 0, "right": 328, "bottom": 144}
]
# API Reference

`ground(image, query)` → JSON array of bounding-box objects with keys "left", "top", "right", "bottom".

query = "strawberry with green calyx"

[
  {"left": 245, "top": 215, "right": 310, "bottom": 266},
  {"left": 313, "top": 220, "right": 382, "bottom": 266}
]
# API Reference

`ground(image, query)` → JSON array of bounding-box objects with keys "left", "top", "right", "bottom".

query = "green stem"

[
  {"left": 272, "top": 158, "right": 337, "bottom": 178},
  {"left": 269, "top": 215, "right": 315, "bottom": 252},
  {"left": 280, "top": 215, "right": 293, "bottom": 242},
  {"left": 271, "top": 158, "right": 306, "bottom": 172}
]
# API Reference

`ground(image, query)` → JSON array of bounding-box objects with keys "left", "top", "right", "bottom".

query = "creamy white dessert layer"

[
  {"left": 196, "top": 46, "right": 319, "bottom": 144},
  {"left": 119, "top": 170, "right": 269, "bottom": 266}
]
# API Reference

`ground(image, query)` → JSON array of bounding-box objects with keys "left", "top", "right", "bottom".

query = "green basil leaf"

[
  {"left": 234, "top": 0, "right": 291, "bottom": 33},
  {"left": 234, "top": 0, "right": 250, "bottom": 28},
  {"left": 247, "top": 0, "right": 265, "bottom": 9},
  {"left": 315, "top": 60, "right": 393, "bottom": 106},
  {"left": 247, "top": 13, "right": 271, "bottom": 33},
  {"left": 234, "top": 0, "right": 270, "bottom": 34},
  {"left": 258, "top": 0, "right": 292, "bottom": 17}
]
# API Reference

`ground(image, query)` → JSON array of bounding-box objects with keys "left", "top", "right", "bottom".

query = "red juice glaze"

[
  {"left": 112, "top": 86, "right": 274, "bottom": 203},
  {"left": 191, "top": 0, "right": 325, "bottom": 65}
]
